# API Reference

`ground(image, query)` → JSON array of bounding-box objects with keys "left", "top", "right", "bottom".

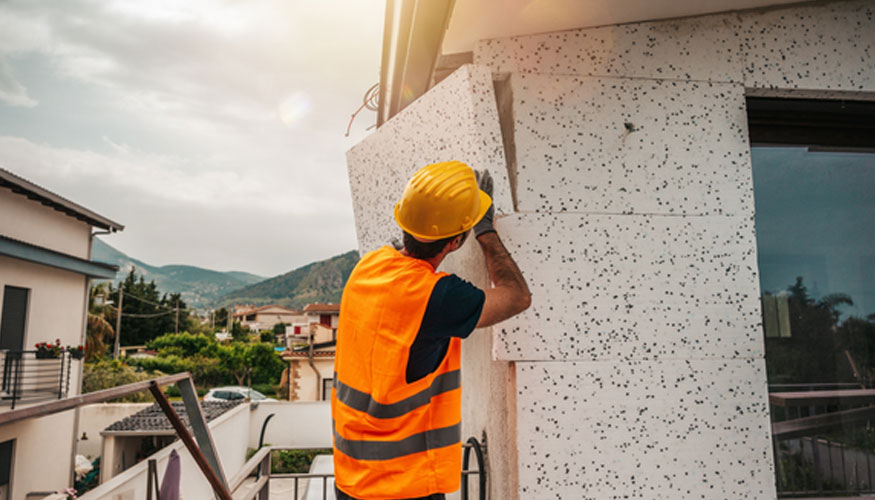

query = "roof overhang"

[
  {"left": 378, "top": 0, "right": 813, "bottom": 125},
  {"left": 440, "top": 0, "right": 807, "bottom": 53},
  {"left": 0, "top": 167, "right": 124, "bottom": 232},
  {"left": 0, "top": 234, "right": 119, "bottom": 279},
  {"left": 377, "top": 0, "right": 457, "bottom": 126}
]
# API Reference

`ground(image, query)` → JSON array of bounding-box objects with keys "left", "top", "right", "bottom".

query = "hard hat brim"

[{"left": 394, "top": 189, "right": 493, "bottom": 241}]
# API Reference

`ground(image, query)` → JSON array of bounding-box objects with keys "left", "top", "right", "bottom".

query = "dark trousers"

[{"left": 335, "top": 485, "right": 446, "bottom": 500}]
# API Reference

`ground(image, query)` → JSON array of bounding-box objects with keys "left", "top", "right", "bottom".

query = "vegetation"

[
  {"left": 217, "top": 250, "right": 358, "bottom": 309},
  {"left": 82, "top": 359, "right": 162, "bottom": 402},
  {"left": 764, "top": 277, "right": 875, "bottom": 385},
  {"left": 125, "top": 332, "right": 286, "bottom": 387},
  {"left": 246, "top": 447, "right": 332, "bottom": 474}
]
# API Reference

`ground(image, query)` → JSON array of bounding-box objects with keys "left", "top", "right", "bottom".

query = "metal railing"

[
  {"left": 770, "top": 383, "right": 875, "bottom": 498},
  {"left": 0, "top": 350, "right": 74, "bottom": 409},
  {"left": 229, "top": 441, "right": 488, "bottom": 500}
]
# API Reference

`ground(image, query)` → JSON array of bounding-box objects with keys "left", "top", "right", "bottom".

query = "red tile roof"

[
  {"left": 282, "top": 351, "right": 335, "bottom": 358},
  {"left": 234, "top": 304, "right": 301, "bottom": 317},
  {"left": 303, "top": 303, "right": 340, "bottom": 313}
]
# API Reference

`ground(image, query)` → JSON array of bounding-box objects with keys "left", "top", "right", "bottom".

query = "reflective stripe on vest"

[
  {"left": 332, "top": 246, "right": 463, "bottom": 499},
  {"left": 333, "top": 421, "right": 461, "bottom": 461},
  {"left": 334, "top": 369, "right": 460, "bottom": 419}
]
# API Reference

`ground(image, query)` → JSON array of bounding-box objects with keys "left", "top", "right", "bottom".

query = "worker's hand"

[{"left": 473, "top": 169, "right": 495, "bottom": 237}]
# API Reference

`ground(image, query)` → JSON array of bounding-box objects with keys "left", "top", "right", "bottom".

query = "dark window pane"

[{"left": 752, "top": 144, "right": 875, "bottom": 498}]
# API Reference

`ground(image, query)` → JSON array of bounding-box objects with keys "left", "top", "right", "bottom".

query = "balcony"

[{"left": 0, "top": 350, "right": 75, "bottom": 409}]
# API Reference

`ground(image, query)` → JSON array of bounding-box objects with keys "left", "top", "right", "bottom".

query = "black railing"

[
  {"left": 228, "top": 440, "right": 488, "bottom": 500},
  {"left": 0, "top": 350, "right": 75, "bottom": 409}
]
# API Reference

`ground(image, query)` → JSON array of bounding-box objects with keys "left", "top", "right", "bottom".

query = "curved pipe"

[
  {"left": 258, "top": 413, "right": 276, "bottom": 449},
  {"left": 256, "top": 413, "right": 276, "bottom": 480},
  {"left": 461, "top": 436, "right": 486, "bottom": 500}
]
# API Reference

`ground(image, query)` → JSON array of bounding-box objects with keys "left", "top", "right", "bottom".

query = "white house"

[
  {"left": 346, "top": 1, "right": 875, "bottom": 499},
  {"left": 0, "top": 167, "right": 122, "bottom": 499},
  {"left": 233, "top": 304, "right": 304, "bottom": 332},
  {"left": 302, "top": 303, "right": 339, "bottom": 329}
]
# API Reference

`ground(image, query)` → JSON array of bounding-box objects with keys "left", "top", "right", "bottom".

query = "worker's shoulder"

[{"left": 433, "top": 274, "right": 484, "bottom": 300}]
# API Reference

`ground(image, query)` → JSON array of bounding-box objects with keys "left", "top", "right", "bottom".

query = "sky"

[{"left": 0, "top": 0, "right": 384, "bottom": 278}]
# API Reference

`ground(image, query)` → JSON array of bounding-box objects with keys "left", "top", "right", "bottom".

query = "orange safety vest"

[{"left": 332, "top": 246, "right": 462, "bottom": 500}]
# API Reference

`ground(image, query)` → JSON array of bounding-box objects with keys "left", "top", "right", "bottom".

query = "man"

[{"left": 332, "top": 161, "right": 531, "bottom": 500}]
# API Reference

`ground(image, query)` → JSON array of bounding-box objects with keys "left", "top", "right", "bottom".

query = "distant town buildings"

[{"left": 232, "top": 304, "right": 303, "bottom": 332}]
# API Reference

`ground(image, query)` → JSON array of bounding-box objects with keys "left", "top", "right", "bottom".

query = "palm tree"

[{"left": 85, "top": 283, "right": 115, "bottom": 360}]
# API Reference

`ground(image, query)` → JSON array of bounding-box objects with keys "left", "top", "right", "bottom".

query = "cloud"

[
  {"left": 0, "top": 0, "right": 382, "bottom": 275},
  {"left": 0, "top": 58, "right": 38, "bottom": 107},
  {"left": 0, "top": 135, "right": 354, "bottom": 216}
]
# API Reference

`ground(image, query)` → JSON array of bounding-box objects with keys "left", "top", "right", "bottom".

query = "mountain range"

[
  {"left": 91, "top": 238, "right": 266, "bottom": 309},
  {"left": 214, "top": 250, "right": 359, "bottom": 310}
]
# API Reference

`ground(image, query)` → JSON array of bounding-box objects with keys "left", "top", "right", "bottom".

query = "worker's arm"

[{"left": 474, "top": 231, "right": 531, "bottom": 328}]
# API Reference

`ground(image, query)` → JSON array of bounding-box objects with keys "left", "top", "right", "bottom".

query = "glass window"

[{"left": 750, "top": 98, "right": 875, "bottom": 497}]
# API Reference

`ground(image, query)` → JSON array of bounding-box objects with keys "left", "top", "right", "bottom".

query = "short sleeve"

[
  {"left": 419, "top": 275, "right": 485, "bottom": 340},
  {"left": 405, "top": 275, "right": 485, "bottom": 383}
]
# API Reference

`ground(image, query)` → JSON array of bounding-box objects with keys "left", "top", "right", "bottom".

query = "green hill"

[
  {"left": 91, "top": 238, "right": 265, "bottom": 310},
  {"left": 215, "top": 250, "right": 359, "bottom": 310}
]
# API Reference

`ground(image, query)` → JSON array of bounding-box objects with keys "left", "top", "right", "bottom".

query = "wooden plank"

[
  {"left": 772, "top": 405, "right": 875, "bottom": 439},
  {"left": 769, "top": 388, "right": 875, "bottom": 407},
  {"left": 0, "top": 372, "right": 189, "bottom": 427}
]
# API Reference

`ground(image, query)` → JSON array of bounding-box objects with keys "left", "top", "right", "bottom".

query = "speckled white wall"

[
  {"left": 475, "top": 0, "right": 874, "bottom": 92},
  {"left": 468, "top": 1, "right": 870, "bottom": 498},
  {"left": 345, "top": 1, "right": 873, "bottom": 499},
  {"left": 346, "top": 64, "right": 513, "bottom": 255}
]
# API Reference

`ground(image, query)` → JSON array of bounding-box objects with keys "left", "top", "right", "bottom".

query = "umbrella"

[{"left": 159, "top": 449, "right": 181, "bottom": 500}]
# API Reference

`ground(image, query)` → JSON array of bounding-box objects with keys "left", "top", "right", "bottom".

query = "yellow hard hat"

[{"left": 394, "top": 161, "right": 492, "bottom": 240}]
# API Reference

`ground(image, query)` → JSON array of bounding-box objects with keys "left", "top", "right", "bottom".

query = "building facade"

[
  {"left": 0, "top": 168, "right": 122, "bottom": 499},
  {"left": 346, "top": 1, "right": 874, "bottom": 498}
]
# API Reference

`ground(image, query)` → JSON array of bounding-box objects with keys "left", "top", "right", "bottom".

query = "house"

[
  {"left": 282, "top": 334, "right": 335, "bottom": 402},
  {"left": 285, "top": 321, "right": 333, "bottom": 348},
  {"left": 0, "top": 167, "right": 122, "bottom": 499},
  {"left": 346, "top": 1, "right": 875, "bottom": 499},
  {"left": 302, "top": 303, "right": 339, "bottom": 329},
  {"left": 232, "top": 304, "right": 304, "bottom": 332}
]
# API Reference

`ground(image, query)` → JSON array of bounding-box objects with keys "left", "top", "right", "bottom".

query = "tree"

[
  {"left": 110, "top": 268, "right": 192, "bottom": 346},
  {"left": 86, "top": 282, "right": 115, "bottom": 360},
  {"left": 86, "top": 314, "right": 113, "bottom": 361},
  {"left": 218, "top": 342, "right": 250, "bottom": 386},
  {"left": 231, "top": 321, "right": 249, "bottom": 342},
  {"left": 213, "top": 308, "right": 229, "bottom": 329},
  {"left": 765, "top": 277, "right": 872, "bottom": 385},
  {"left": 82, "top": 359, "right": 162, "bottom": 402},
  {"left": 216, "top": 341, "right": 284, "bottom": 386},
  {"left": 247, "top": 342, "right": 285, "bottom": 384}
]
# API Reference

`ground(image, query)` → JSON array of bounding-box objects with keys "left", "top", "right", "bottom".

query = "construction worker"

[{"left": 332, "top": 161, "right": 531, "bottom": 500}]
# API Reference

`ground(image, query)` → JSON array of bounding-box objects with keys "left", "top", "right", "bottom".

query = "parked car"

[{"left": 203, "top": 386, "right": 276, "bottom": 402}]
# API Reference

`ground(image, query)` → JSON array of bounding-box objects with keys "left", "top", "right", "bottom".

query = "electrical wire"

[
  {"left": 345, "top": 83, "right": 380, "bottom": 137},
  {"left": 118, "top": 310, "right": 177, "bottom": 318},
  {"left": 122, "top": 291, "right": 174, "bottom": 309}
]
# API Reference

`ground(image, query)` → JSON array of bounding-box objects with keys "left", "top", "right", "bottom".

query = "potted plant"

[
  {"left": 35, "top": 339, "right": 63, "bottom": 359},
  {"left": 67, "top": 344, "right": 85, "bottom": 360}
]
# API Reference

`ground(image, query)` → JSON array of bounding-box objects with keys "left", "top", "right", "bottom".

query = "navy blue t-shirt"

[{"left": 405, "top": 275, "right": 485, "bottom": 383}]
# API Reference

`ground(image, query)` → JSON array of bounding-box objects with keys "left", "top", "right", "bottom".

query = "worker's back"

[{"left": 332, "top": 246, "right": 463, "bottom": 500}]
